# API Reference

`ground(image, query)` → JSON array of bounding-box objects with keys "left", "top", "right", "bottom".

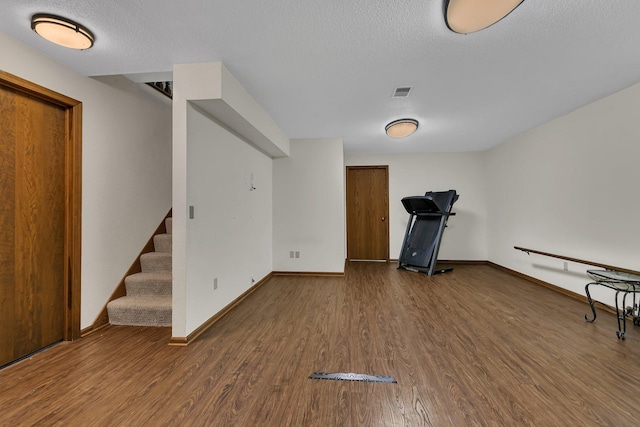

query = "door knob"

[{"left": 382, "top": 217, "right": 385, "bottom": 221}]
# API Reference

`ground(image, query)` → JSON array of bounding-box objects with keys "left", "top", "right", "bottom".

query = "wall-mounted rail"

[{"left": 514, "top": 246, "right": 640, "bottom": 276}]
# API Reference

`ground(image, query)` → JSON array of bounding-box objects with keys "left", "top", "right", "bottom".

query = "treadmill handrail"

[{"left": 411, "top": 211, "right": 456, "bottom": 217}]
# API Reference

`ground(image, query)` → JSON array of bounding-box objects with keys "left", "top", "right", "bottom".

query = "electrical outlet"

[
  {"left": 214, "top": 278, "right": 218, "bottom": 290},
  {"left": 295, "top": 251, "right": 300, "bottom": 258},
  {"left": 289, "top": 251, "right": 294, "bottom": 258},
  {"left": 563, "top": 262, "right": 568, "bottom": 271}
]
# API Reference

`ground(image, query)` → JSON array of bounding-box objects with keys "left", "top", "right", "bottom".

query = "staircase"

[{"left": 107, "top": 217, "right": 172, "bottom": 327}]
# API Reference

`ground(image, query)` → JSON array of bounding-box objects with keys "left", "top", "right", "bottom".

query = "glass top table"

[{"left": 585, "top": 270, "right": 640, "bottom": 339}]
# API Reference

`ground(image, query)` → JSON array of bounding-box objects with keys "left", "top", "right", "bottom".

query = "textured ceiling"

[{"left": 2, "top": 0, "right": 640, "bottom": 153}]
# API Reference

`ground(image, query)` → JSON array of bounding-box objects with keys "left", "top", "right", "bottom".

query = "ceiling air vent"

[{"left": 392, "top": 87, "right": 412, "bottom": 98}]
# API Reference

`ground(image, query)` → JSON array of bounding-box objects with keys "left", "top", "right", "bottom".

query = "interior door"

[
  {"left": 346, "top": 166, "right": 389, "bottom": 261},
  {"left": 0, "top": 78, "right": 76, "bottom": 367}
]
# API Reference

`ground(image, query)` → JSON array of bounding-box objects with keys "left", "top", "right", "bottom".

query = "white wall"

[
  {"left": 345, "top": 152, "right": 488, "bottom": 261},
  {"left": 0, "top": 32, "right": 173, "bottom": 328},
  {"left": 185, "top": 104, "right": 272, "bottom": 334},
  {"left": 273, "top": 138, "right": 345, "bottom": 272},
  {"left": 173, "top": 62, "right": 282, "bottom": 337},
  {"left": 486, "top": 81, "right": 640, "bottom": 304}
]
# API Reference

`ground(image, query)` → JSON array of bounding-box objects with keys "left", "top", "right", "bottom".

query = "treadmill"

[{"left": 397, "top": 190, "right": 458, "bottom": 275}]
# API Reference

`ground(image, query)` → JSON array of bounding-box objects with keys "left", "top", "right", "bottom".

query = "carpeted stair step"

[
  {"left": 107, "top": 216, "right": 173, "bottom": 327},
  {"left": 107, "top": 296, "right": 171, "bottom": 327},
  {"left": 153, "top": 233, "right": 172, "bottom": 253},
  {"left": 125, "top": 272, "right": 172, "bottom": 296},
  {"left": 165, "top": 217, "right": 172, "bottom": 234},
  {"left": 140, "top": 252, "right": 172, "bottom": 273}
]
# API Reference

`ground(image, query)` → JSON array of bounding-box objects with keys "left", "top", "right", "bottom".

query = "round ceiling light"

[
  {"left": 385, "top": 119, "right": 419, "bottom": 138},
  {"left": 445, "top": 0, "right": 525, "bottom": 34},
  {"left": 31, "top": 14, "right": 94, "bottom": 50}
]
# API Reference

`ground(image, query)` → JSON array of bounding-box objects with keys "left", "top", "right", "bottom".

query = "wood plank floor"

[{"left": 2, "top": 263, "right": 640, "bottom": 426}]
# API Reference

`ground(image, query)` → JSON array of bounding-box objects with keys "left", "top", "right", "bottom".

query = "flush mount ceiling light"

[
  {"left": 31, "top": 14, "right": 94, "bottom": 50},
  {"left": 445, "top": 0, "right": 525, "bottom": 34},
  {"left": 385, "top": 119, "right": 418, "bottom": 138}
]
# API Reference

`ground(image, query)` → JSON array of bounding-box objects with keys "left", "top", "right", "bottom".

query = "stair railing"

[{"left": 146, "top": 81, "right": 172, "bottom": 99}]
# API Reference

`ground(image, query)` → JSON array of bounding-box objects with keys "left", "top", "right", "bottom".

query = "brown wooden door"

[
  {"left": 0, "top": 82, "right": 69, "bottom": 367},
  {"left": 346, "top": 166, "right": 389, "bottom": 261}
]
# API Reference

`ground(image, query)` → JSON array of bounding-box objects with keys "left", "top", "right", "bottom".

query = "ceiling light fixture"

[
  {"left": 31, "top": 14, "right": 94, "bottom": 50},
  {"left": 445, "top": 0, "right": 525, "bottom": 34},
  {"left": 385, "top": 119, "right": 418, "bottom": 138}
]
